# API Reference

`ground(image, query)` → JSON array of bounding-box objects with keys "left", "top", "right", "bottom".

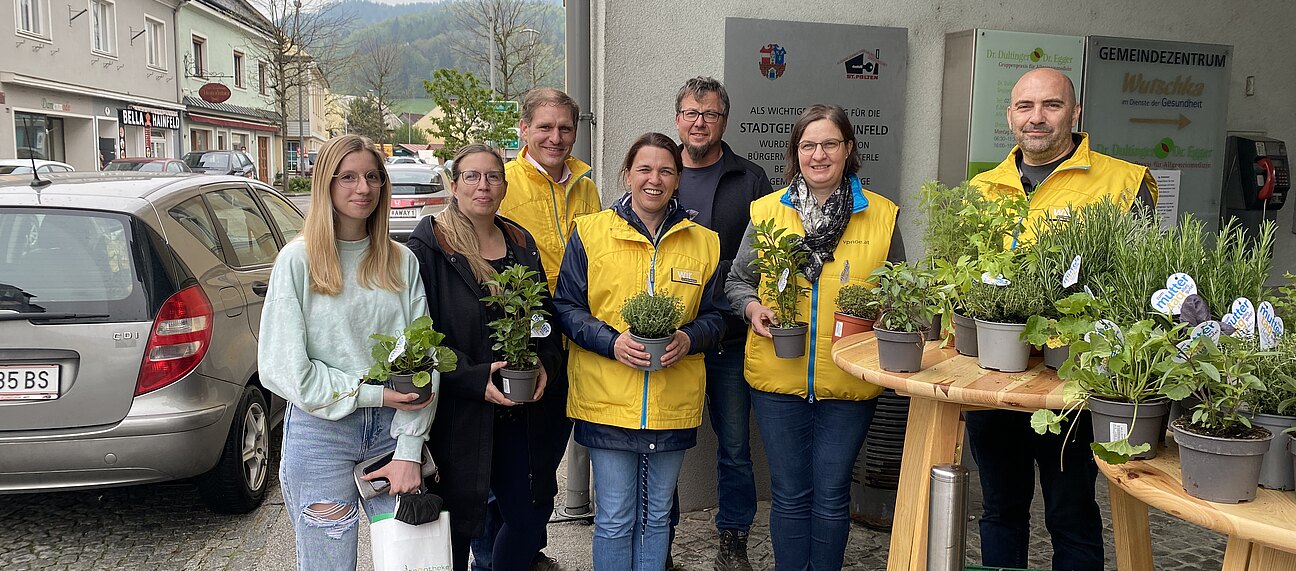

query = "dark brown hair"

[
  {"left": 621, "top": 132, "right": 684, "bottom": 178},
  {"left": 784, "top": 104, "right": 860, "bottom": 181}
]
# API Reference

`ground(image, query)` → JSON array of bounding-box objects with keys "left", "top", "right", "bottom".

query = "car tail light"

[
  {"left": 392, "top": 196, "right": 448, "bottom": 208},
  {"left": 135, "top": 285, "right": 214, "bottom": 396}
]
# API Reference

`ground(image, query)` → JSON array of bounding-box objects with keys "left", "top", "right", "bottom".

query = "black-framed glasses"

[
  {"left": 333, "top": 170, "right": 387, "bottom": 188},
  {"left": 678, "top": 110, "right": 726, "bottom": 124},
  {"left": 797, "top": 139, "right": 845, "bottom": 155},
  {"left": 458, "top": 170, "right": 506, "bottom": 186}
]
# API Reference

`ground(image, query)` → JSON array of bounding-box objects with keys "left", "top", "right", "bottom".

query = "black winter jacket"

[{"left": 406, "top": 214, "right": 569, "bottom": 542}]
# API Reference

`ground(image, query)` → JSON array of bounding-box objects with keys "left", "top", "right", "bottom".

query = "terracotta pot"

[{"left": 832, "top": 312, "right": 874, "bottom": 343}]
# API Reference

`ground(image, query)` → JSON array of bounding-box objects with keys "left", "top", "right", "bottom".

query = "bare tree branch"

[{"left": 448, "top": 0, "right": 561, "bottom": 101}]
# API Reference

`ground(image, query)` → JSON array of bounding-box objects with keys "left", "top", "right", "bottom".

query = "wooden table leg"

[
  {"left": 1222, "top": 536, "right": 1254, "bottom": 571},
  {"left": 1107, "top": 479, "right": 1154, "bottom": 571},
  {"left": 1250, "top": 543, "right": 1296, "bottom": 570},
  {"left": 886, "top": 397, "right": 964, "bottom": 571}
]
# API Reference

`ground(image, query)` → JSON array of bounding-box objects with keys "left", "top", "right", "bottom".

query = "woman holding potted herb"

[
  {"left": 258, "top": 135, "right": 434, "bottom": 570},
  {"left": 725, "top": 104, "right": 904, "bottom": 570},
  {"left": 406, "top": 144, "right": 567, "bottom": 571},
  {"left": 553, "top": 133, "right": 726, "bottom": 571}
]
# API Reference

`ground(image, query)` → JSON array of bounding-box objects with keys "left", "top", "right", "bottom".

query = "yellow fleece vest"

[
  {"left": 744, "top": 189, "right": 896, "bottom": 401},
  {"left": 501, "top": 147, "right": 602, "bottom": 292},
  {"left": 970, "top": 133, "right": 1158, "bottom": 244},
  {"left": 565, "top": 209, "right": 721, "bottom": 430}
]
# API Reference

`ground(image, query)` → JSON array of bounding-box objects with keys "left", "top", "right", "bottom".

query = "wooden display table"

[
  {"left": 832, "top": 332, "right": 1067, "bottom": 571},
  {"left": 1099, "top": 443, "right": 1296, "bottom": 571}
]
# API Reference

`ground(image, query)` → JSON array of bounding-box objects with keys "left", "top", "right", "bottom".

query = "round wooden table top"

[
  {"left": 831, "top": 331, "right": 1067, "bottom": 412},
  {"left": 1098, "top": 441, "right": 1296, "bottom": 554}
]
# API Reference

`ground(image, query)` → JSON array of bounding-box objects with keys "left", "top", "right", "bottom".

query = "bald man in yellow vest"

[{"left": 966, "top": 67, "right": 1156, "bottom": 571}]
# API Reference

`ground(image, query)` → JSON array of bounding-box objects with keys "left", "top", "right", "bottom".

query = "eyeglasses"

[
  {"left": 458, "top": 170, "right": 506, "bottom": 186},
  {"left": 797, "top": 139, "right": 845, "bottom": 155},
  {"left": 332, "top": 170, "right": 387, "bottom": 188},
  {"left": 678, "top": 110, "right": 726, "bottom": 124}
]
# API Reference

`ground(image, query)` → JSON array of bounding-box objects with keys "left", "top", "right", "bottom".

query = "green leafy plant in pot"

[
  {"left": 362, "top": 315, "right": 458, "bottom": 406},
  {"left": 1243, "top": 334, "right": 1296, "bottom": 490},
  {"left": 963, "top": 268, "right": 1045, "bottom": 373},
  {"left": 1022, "top": 291, "right": 1109, "bottom": 370},
  {"left": 1162, "top": 334, "right": 1275, "bottom": 503},
  {"left": 932, "top": 255, "right": 979, "bottom": 356},
  {"left": 1030, "top": 318, "right": 1186, "bottom": 464},
  {"left": 919, "top": 180, "right": 986, "bottom": 346},
  {"left": 620, "top": 290, "right": 685, "bottom": 372},
  {"left": 832, "top": 283, "right": 879, "bottom": 343},
  {"left": 749, "top": 219, "right": 811, "bottom": 358},
  {"left": 482, "top": 264, "right": 550, "bottom": 403},
  {"left": 868, "top": 261, "right": 947, "bottom": 373}
]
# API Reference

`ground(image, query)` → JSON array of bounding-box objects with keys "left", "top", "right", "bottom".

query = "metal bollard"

[
  {"left": 926, "top": 464, "right": 969, "bottom": 571},
  {"left": 554, "top": 433, "right": 593, "bottom": 520}
]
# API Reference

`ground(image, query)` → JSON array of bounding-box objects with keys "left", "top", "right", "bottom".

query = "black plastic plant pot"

[
  {"left": 1043, "top": 344, "right": 1069, "bottom": 370},
  {"left": 1244, "top": 412, "right": 1296, "bottom": 490},
  {"left": 770, "top": 323, "right": 808, "bottom": 359},
  {"left": 874, "top": 327, "right": 925, "bottom": 373},
  {"left": 630, "top": 332, "right": 671, "bottom": 372},
  {"left": 500, "top": 366, "right": 540, "bottom": 403},
  {"left": 1088, "top": 396, "right": 1171, "bottom": 461},
  {"left": 391, "top": 372, "right": 434, "bottom": 405},
  {"left": 1170, "top": 418, "right": 1272, "bottom": 503},
  {"left": 951, "top": 312, "right": 978, "bottom": 357}
]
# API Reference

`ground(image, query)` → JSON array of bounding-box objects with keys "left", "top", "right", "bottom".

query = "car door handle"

[{"left": 251, "top": 281, "right": 269, "bottom": 297}]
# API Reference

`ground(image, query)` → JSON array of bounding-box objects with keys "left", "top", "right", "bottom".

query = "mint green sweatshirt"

[{"left": 259, "top": 237, "right": 432, "bottom": 462}]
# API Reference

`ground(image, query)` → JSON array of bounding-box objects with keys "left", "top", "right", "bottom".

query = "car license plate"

[
  {"left": 0, "top": 365, "right": 60, "bottom": 400},
  {"left": 391, "top": 208, "right": 419, "bottom": 219}
]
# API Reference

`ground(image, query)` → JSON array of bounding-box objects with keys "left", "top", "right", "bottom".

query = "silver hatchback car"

[{"left": 0, "top": 171, "right": 303, "bottom": 513}]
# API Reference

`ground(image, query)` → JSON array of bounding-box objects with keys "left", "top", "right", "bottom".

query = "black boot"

[{"left": 713, "top": 529, "right": 753, "bottom": 571}]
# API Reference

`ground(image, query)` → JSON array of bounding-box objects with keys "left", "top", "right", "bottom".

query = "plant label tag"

[
  {"left": 1062, "top": 255, "right": 1081, "bottom": 288},
  {"left": 834, "top": 322, "right": 844, "bottom": 336},
  {"left": 502, "top": 378, "right": 511, "bottom": 394},
  {"left": 530, "top": 314, "right": 552, "bottom": 338},
  {"left": 1149, "top": 273, "right": 1197, "bottom": 315},
  {"left": 1221, "top": 297, "right": 1256, "bottom": 337},
  {"left": 1087, "top": 319, "right": 1124, "bottom": 352},
  {"left": 778, "top": 268, "right": 790, "bottom": 292},
  {"left": 981, "top": 272, "right": 1010, "bottom": 287},
  {"left": 840, "top": 261, "right": 850, "bottom": 285},
  {"left": 388, "top": 335, "right": 407, "bottom": 363},
  {"left": 1083, "top": 285, "right": 1094, "bottom": 298},
  {"left": 1257, "top": 301, "right": 1280, "bottom": 349},
  {"left": 1190, "top": 320, "right": 1221, "bottom": 344},
  {"left": 1172, "top": 338, "right": 1192, "bottom": 363},
  {"left": 1109, "top": 421, "right": 1129, "bottom": 441}
]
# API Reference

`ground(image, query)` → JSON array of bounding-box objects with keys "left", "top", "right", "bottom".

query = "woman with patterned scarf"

[{"left": 726, "top": 104, "right": 905, "bottom": 570}]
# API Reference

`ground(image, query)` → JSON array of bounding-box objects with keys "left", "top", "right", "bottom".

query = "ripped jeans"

[{"left": 280, "top": 404, "right": 399, "bottom": 571}]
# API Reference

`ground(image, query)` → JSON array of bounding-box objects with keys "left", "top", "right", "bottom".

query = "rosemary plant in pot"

[
  {"left": 749, "top": 219, "right": 811, "bottom": 358},
  {"left": 363, "top": 315, "right": 458, "bottom": 406},
  {"left": 867, "top": 261, "right": 945, "bottom": 373},
  {"left": 1243, "top": 335, "right": 1296, "bottom": 490},
  {"left": 482, "top": 264, "right": 550, "bottom": 403},
  {"left": 620, "top": 290, "right": 686, "bottom": 371},
  {"left": 1162, "top": 334, "right": 1274, "bottom": 503},
  {"left": 832, "top": 283, "right": 879, "bottom": 343}
]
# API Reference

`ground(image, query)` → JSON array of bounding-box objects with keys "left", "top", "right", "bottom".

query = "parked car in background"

[
  {"left": 386, "top": 164, "right": 448, "bottom": 241},
  {"left": 386, "top": 156, "right": 426, "bottom": 165},
  {"left": 105, "top": 158, "right": 191, "bottom": 173},
  {"left": 0, "top": 159, "right": 75, "bottom": 174},
  {"left": 181, "top": 150, "right": 257, "bottom": 179},
  {"left": 0, "top": 171, "right": 305, "bottom": 513}
]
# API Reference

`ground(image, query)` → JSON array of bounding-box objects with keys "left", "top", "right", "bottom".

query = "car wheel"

[{"left": 198, "top": 385, "right": 270, "bottom": 514}]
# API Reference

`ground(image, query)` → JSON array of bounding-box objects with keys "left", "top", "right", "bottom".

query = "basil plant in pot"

[
  {"left": 482, "top": 264, "right": 550, "bottom": 403},
  {"left": 619, "top": 290, "right": 685, "bottom": 372},
  {"left": 1162, "top": 334, "right": 1275, "bottom": 503},
  {"left": 867, "top": 261, "right": 947, "bottom": 373},
  {"left": 363, "top": 315, "right": 459, "bottom": 406},
  {"left": 832, "top": 283, "right": 879, "bottom": 343},
  {"left": 749, "top": 219, "right": 811, "bottom": 358},
  {"left": 1030, "top": 318, "right": 1187, "bottom": 464}
]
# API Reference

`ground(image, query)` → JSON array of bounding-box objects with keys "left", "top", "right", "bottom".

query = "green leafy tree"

[
  {"left": 424, "top": 68, "right": 519, "bottom": 161},
  {"left": 392, "top": 123, "right": 430, "bottom": 145},
  {"left": 347, "top": 97, "right": 387, "bottom": 143}
]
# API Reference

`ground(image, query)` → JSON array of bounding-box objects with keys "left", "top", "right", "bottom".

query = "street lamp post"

[
  {"left": 294, "top": 0, "right": 305, "bottom": 175},
  {"left": 521, "top": 28, "right": 540, "bottom": 90}
]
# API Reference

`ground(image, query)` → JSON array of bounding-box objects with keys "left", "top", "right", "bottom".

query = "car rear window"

[
  {"left": 185, "top": 152, "right": 229, "bottom": 170},
  {"left": 0, "top": 209, "right": 181, "bottom": 322},
  {"left": 106, "top": 162, "right": 143, "bottom": 171},
  {"left": 0, "top": 166, "right": 31, "bottom": 174}
]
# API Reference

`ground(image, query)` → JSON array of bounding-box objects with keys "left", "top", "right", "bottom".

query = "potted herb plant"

[
  {"left": 1022, "top": 292, "right": 1109, "bottom": 370},
  {"left": 933, "top": 255, "right": 979, "bottom": 356},
  {"left": 1162, "top": 334, "right": 1274, "bottom": 503},
  {"left": 619, "top": 290, "right": 685, "bottom": 371},
  {"left": 482, "top": 264, "right": 550, "bottom": 403},
  {"left": 749, "top": 219, "right": 811, "bottom": 358},
  {"left": 867, "top": 261, "right": 946, "bottom": 373},
  {"left": 963, "top": 271, "right": 1045, "bottom": 373},
  {"left": 363, "top": 315, "right": 459, "bottom": 405},
  {"left": 832, "top": 283, "right": 879, "bottom": 343},
  {"left": 1244, "top": 335, "right": 1296, "bottom": 490}
]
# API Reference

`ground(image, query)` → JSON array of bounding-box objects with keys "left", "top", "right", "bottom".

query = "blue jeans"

[
  {"left": 589, "top": 447, "right": 686, "bottom": 571},
  {"left": 705, "top": 338, "right": 757, "bottom": 533},
  {"left": 469, "top": 494, "right": 501, "bottom": 571},
  {"left": 279, "top": 404, "right": 399, "bottom": 571},
  {"left": 965, "top": 410, "right": 1103, "bottom": 571},
  {"left": 750, "top": 389, "right": 876, "bottom": 571}
]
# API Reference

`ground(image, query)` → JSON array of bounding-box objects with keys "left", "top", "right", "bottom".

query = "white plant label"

[
  {"left": 1257, "top": 301, "right": 1281, "bottom": 349},
  {"left": 1221, "top": 297, "right": 1256, "bottom": 337},
  {"left": 840, "top": 260, "right": 850, "bottom": 284},
  {"left": 1109, "top": 421, "right": 1130, "bottom": 441},
  {"left": 387, "top": 335, "right": 407, "bottom": 363},
  {"left": 502, "top": 378, "right": 511, "bottom": 393},
  {"left": 1062, "top": 255, "right": 1081, "bottom": 288},
  {"left": 1149, "top": 273, "right": 1197, "bottom": 314},
  {"left": 1172, "top": 338, "right": 1192, "bottom": 363},
  {"left": 834, "top": 322, "right": 844, "bottom": 336},
  {"left": 530, "top": 314, "right": 552, "bottom": 338},
  {"left": 777, "top": 268, "right": 790, "bottom": 292},
  {"left": 1087, "top": 319, "right": 1124, "bottom": 355},
  {"left": 1083, "top": 285, "right": 1095, "bottom": 298},
  {"left": 981, "top": 272, "right": 1011, "bottom": 287},
  {"left": 1190, "top": 320, "right": 1221, "bottom": 344}
]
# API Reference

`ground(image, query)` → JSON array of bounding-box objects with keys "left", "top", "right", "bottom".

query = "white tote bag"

[{"left": 369, "top": 511, "right": 452, "bottom": 571}]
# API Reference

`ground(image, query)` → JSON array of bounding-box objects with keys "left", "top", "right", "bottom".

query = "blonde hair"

[
  {"left": 435, "top": 144, "right": 506, "bottom": 293},
  {"left": 302, "top": 134, "right": 406, "bottom": 295}
]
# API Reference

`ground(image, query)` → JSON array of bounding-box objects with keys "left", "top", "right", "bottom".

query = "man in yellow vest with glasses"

[{"left": 967, "top": 67, "right": 1156, "bottom": 571}]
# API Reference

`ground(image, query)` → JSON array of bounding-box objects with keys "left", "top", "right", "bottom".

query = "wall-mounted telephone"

[{"left": 1223, "top": 135, "right": 1289, "bottom": 211}]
